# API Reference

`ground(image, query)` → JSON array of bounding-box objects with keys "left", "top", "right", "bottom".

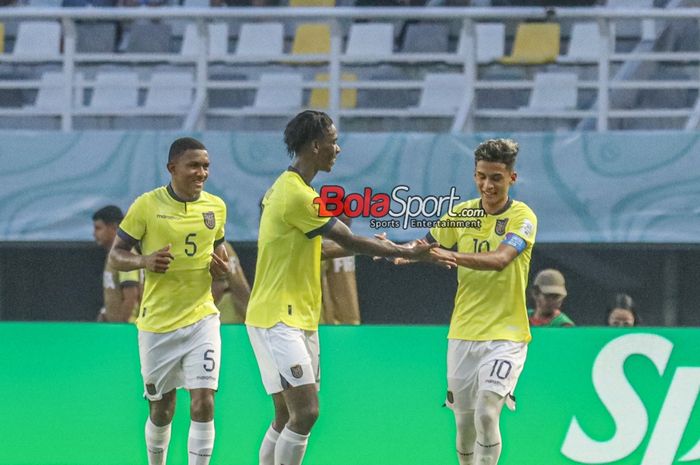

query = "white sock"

[
  {"left": 259, "top": 425, "right": 281, "bottom": 465},
  {"left": 274, "top": 426, "right": 309, "bottom": 465},
  {"left": 145, "top": 418, "right": 171, "bottom": 465},
  {"left": 474, "top": 439, "right": 501, "bottom": 465},
  {"left": 188, "top": 420, "right": 215, "bottom": 465}
]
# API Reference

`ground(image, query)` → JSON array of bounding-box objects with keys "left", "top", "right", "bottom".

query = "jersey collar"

[
  {"left": 287, "top": 166, "right": 312, "bottom": 187},
  {"left": 480, "top": 197, "right": 513, "bottom": 216},
  {"left": 167, "top": 183, "right": 201, "bottom": 203}
]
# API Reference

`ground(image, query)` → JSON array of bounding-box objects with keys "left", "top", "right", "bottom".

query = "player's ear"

[
  {"left": 166, "top": 161, "right": 175, "bottom": 174},
  {"left": 510, "top": 171, "right": 517, "bottom": 184},
  {"left": 312, "top": 139, "right": 320, "bottom": 154}
]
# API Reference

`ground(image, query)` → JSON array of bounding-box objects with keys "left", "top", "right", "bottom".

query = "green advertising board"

[{"left": 0, "top": 324, "right": 697, "bottom": 465}]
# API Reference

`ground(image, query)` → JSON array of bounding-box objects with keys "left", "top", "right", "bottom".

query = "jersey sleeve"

[
  {"left": 118, "top": 195, "right": 148, "bottom": 243},
  {"left": 214, "top": 200, "right": 227, "bottom": 247},
  {"left": 502, "top": 207, "right": 537, "bottom": 253},
  {"left": 118, "top": 270, "right": 140, "bottom": 286},
  {"left": 428, "top": 210, "right": 458, "bottom": 249},
  {"left": 284, "top": 187, "right": 336, "bottom": 238}
]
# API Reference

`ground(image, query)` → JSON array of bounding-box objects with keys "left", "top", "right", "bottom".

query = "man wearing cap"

[{"left": 528, "top": 269, "right": 575, "bottom": 327}]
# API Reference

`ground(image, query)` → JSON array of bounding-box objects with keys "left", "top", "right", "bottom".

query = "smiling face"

[
  {"left": 474, "top": 160, "right": 516, "bottom": 212},
  {"left": 168, "top": 149, "right": 209, "bottom": 200},
  {"left": 314, "top": 124, "right": 340, "bottom": 172}
]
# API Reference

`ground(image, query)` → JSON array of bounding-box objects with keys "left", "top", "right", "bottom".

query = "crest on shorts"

[
  {"left": 146, "top": 383, "right": 157, "bottom": 396},
  {"left": 446, "top": 390, "right": 454, "bottom": 404},
  {"left": 202, "top": 211, "right": 215, "bottom": 230},
  {"left": 290, "top": 365, "right": 304, "bottom": 379},
  {"left": 495, "top": 218, "right": 509, "bottom": 236}
]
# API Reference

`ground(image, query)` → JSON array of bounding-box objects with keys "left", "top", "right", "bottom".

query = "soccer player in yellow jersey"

[
  {"left": 109, "top": 137, "right": 231, "bottom": 465},
  {"left": 212, "top": 240, "right": 251, "bottom": 323},
  {"left": 246, "top": 110, "right": 455, "bottom": 465},
  {"left": 92, "top": 205, "right": 140, "bottom": 322},
  {"left": 419, "top": 139, "right": 537, "bottom": 465}
]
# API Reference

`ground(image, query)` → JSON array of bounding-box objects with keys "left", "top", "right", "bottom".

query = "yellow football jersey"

[
  {"left": 430, "top": 198, "right": 537, "bottom": 343},
  {"left": 246, "top": 169, "right": 336, "bottom": 331},
  {"left": 119, "top": 185, "right": 226, "bottom": 333}
]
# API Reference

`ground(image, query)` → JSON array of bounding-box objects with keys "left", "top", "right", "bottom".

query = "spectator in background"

[
  {"left": 528, "top": 268, "right": 575, "bottom": 327},
  {"left": 606, "top": 293, "right": 639, "bottom": 327},
  {"left": 320, "top": 215, "right": 361, "bottom": 325},
  {"left": 92, "top": 205, "right": 141, "bottom": 322},
  {"left": 212, "top": 241, "right": 252, "bottom": 323}
]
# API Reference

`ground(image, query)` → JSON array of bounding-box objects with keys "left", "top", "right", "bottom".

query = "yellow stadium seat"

[
  {"left": 0, "top": 23, "right": 4, "bottom": 54},
  {"left": 309, "top": 73, "right": 357, "bottom": 109},
  {"left": 500, "top": 22, "right": 560, "bottom": 65},
  {"left": 290, "top": 0, "right": 335, "bottom": 6},
  {"left": 292, "top": 23, "right": 331, "bottom": 55}
]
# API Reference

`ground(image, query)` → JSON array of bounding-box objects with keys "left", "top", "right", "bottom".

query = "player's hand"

[
  {"left": 371, "top": 232, "right": 409, "bottom": 265},
  {"left": 401, "top": 240, "right": 456, "bottom": 269},
  {"left": 210, "top": 252, "right": 230, "bottom": 279},
  {"left": 144, "top": 244, "right": 174, "bottom": 273}
]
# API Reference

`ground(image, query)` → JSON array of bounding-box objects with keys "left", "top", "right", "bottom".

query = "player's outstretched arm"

[
  {"left": 321, "top": 238, "right": 353, "bottom": 260},
  {"left": 109, "top": 236, "right": 174, "bottom": 273},
  {"left": 323, "top": 221, "right": 455, "bottom": 268}
]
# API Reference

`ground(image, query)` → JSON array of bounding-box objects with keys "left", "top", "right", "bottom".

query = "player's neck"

[
  {"left": 168, "top": 183, "right": 200, "bottom": 202},
  {"left": 481, "top": 196, "right": 510, "bottom": 215},
  {"left": 289, "top": 158, "right": 317, "bottom": 185}
]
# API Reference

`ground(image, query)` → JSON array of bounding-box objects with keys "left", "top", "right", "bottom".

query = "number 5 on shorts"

[{"left": 203, "top": 349, "right": 216, "bottom": 372}]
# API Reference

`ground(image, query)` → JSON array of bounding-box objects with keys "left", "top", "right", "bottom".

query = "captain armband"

[{"left": 502, "top": 233, "right": 527, "bottom": 254}]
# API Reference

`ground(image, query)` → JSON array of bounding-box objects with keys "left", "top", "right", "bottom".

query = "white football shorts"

[
  {"left": 247, "top": 322, "right": 320, "bottom": 395},
  {"left": 138, "top": 314, "right": 221, "bottom": 401},
  {"left": 445, "top": 339, "right": 527, "bottom": 413}
]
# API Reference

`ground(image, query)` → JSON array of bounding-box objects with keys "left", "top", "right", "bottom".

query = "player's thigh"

[
  {"left": 247, "top": 323, "right": 317, "bottom": 394},
  {"left": 477, "top": 340, "right": 527, "bottom": 409},
  {"left": 138, "top": 329, "right": 186, "bottom": 401},
  {"left": 182, "top": 315, "right": 222, "bottom": 391},
  {"left": 446, "top": 339, "right": 481, "bottom": 413}
]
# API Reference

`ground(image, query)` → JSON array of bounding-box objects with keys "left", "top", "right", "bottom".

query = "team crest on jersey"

[
  {"left": 202, "top": 211, "right": 216, "bottom": 230},
  {"left": 495, "top": 218, "right": 509, "bottom": 236},
  {"left": 290, "top": 365, "right": 304, "bottom": 379}
]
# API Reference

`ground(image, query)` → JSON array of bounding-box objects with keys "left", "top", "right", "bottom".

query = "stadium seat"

[
  {"left": 500, "top": 22, "right": 560, "bottom": 65},
  {"left": 236, "top": 22, "right": 284, "bottom": 56},
  {"left": 253, "top": 73, "right": 303, "bottom": 110},
  {"left": 292, "top": 23, "right": 331, "bottom": 55},
  {"left": 401, "top": 23, "right": 449, "bottom": 53},
  {"left": 181, "top": 23, "right": 229, "bottom": 57},
  {"left": 418, "top": 73, "right": 468, "bottom": 112},
  {"left": 346, "top": 23, "right": 394, "bottom": 57},
  {"left": 89, "top": 71, "right": 140, "bottom": 109},
  {"left": 125, "top": 22, "right": 172, "bottom": 54},
  {"left": 457, "top": 22, "right": 506, "bottom": 64},
  {"left": 145, "top": 71, "right": 193, "bottom": 111},
  {"left": 290, "top": 0, "right": 335, "bottom": 6},
  {"left": 13, "top": 21, "right": 61, "bottom": 57},
  {"left": 28, "top": 71, "right": 66, "bottom": 111},
  {"left": 182, "top": 0, "right": 209, "bottom": 7},
  {"left": 309, "top": 73, "right": 357, "bottom": 109},
  {"left": 76, "top": 22, "right": 117, "bottom": 53},
  {"left": 0, "top": 23, "right": 4, "bottom": 54},
  {"left": 27, "top": 0, "right": 61, "bottom": 6},
  {"left": 526, "top": 72, "right": 578, "bottom": 110},
  {"left": 563, "top": 22, "right": 599, "bottom": 62}
]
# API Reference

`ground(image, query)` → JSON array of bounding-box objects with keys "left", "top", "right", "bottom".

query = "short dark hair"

[
  {"left": 474, "top": 139, "right": 519, "bottom": 171},
  {"left": 169, "top": 137, "right": 206, "bottom": 163},
  {"left": 92, "top": 205, "right": 124, "bottom": 225},
  {"left": 283, "top": 110, "right": 334, "bottom": 157}
]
